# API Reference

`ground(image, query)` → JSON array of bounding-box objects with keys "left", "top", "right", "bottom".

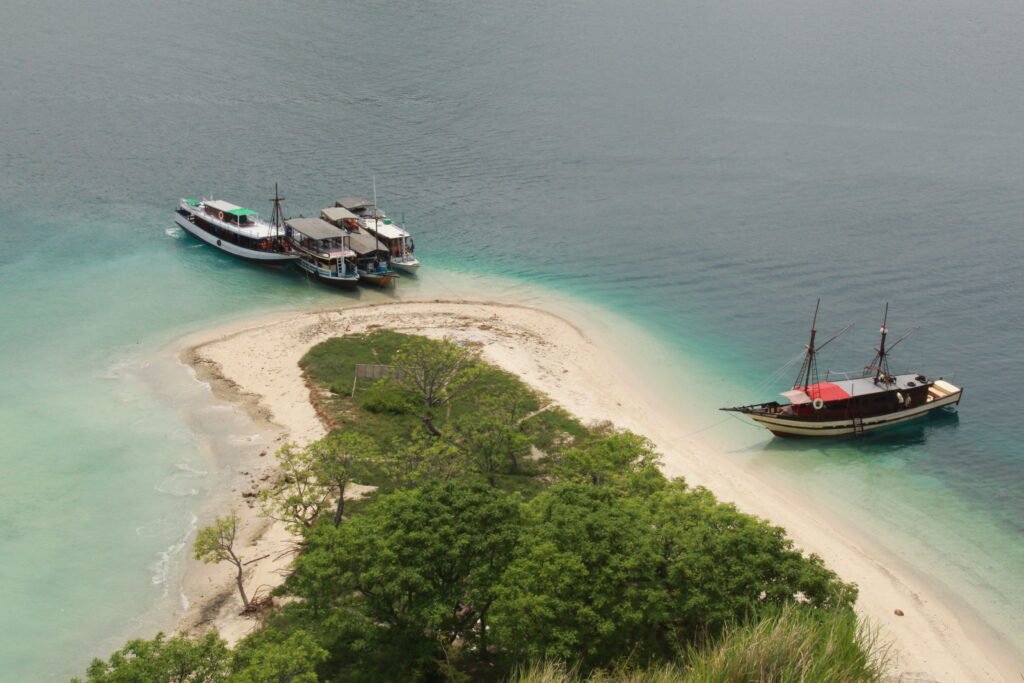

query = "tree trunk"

[
  {"left": 332, "top": 485, "right": 346, "bottom": 526},
  {"left": 479, "top": 613, "right": 489, "bottom": 661},
  {"left": 422, "top": 413, "right": 441, "bottom": 436},
  {"left": 234, "top": 561, "right": 249, "bottom": 609}
]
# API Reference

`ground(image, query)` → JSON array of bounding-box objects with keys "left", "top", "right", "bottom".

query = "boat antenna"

[{"left": 269, "top": 183, "right": 286, "bottom": 239}]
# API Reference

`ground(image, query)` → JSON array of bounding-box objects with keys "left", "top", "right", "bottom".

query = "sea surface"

[{"left": 1, "top": 0, "right": 1023, "bottom": 679}]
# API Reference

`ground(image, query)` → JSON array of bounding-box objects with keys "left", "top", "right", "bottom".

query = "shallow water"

[{"left": 1, "top": 0, "right": 1022, "bottom": 678}]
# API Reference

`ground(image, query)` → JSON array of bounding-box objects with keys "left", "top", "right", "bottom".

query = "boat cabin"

[
  {"left": 780, "top": 373, "right": 932, "bottom": 420},
  {"left": 348, "top": 231, "right": 391, "bottom": 264},
  {"left": 204, "top": 200, "right": 259, "bottom": 227},
  {"left": 285, "top": 218, "right": 353, "bottom": 257},
  {"left": 320, "top": 206, "right": 362, "bottom": 232},
  {"left": 364, "top": 219, "right": 412, "bottom": 258},
  {"left": 335, "top": 198, "right": 376, "bottom": 217}
]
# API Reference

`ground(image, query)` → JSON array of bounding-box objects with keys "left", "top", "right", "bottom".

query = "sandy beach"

[{"left": 173, "top": 299, "right": 1015, "bottom": 682}]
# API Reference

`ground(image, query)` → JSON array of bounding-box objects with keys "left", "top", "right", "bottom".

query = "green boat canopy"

[{"left": 227, "top": 208, "right": 258, "bottom": 217}]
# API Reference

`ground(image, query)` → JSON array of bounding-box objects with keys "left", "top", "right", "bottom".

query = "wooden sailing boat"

[{"left": 722, "top": 302, "right": 963, "bottom": 437}]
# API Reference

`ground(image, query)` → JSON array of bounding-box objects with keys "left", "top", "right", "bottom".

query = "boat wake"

[{"left": 164, "top": 226, "right": 184, "bottom": 239}]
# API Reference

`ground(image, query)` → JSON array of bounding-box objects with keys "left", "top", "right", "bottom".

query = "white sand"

[{"left": 175, "top": 299, "right": 1015, "bottom": 681}]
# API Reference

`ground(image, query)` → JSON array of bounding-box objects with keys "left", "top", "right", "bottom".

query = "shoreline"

[{"left": 172, "top": 298, "right": 1016, "bottom": 681}]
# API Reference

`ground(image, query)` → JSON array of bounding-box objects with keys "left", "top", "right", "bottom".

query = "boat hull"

[
  {"left": 295, "top": 259, "right": 359, "bottom": 289},
  {"left": 174, "top": 214, "right": 297, "bottom": 265},
  {"left": 358, "top": 270, "right": 399, "bottom": 288},
  {"left": 748, "top": 388, "right": 963, "bottom": 437},
  {"left": 391, "top": 259, "right": 420, "bottom": 273}
]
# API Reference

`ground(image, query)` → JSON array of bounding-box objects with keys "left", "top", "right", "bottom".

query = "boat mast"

[
  {"left": 793, "top": 299, "right": 820, "bottom": 390},
  {"left": 269, "top": 183, "right": 286, "bottom": 239},
  {"left": 871, "top": 303, "right": 890, "bottom": 382},
  {"left": 371, "top": 176, "right": 380, "bottom": 263}
]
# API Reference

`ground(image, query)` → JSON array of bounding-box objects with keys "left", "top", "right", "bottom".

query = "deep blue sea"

[{"left": 1, "top": 0, "right": 1022, "bottom": 679}]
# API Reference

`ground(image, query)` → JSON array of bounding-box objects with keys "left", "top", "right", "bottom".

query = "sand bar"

[{"left": 174, "top": 299, "right": 1015, "bottom": 681}]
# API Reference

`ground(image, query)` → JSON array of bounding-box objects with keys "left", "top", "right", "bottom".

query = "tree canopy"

[{"left": 76, "top": 332, "right": 867, "bottom": 683}]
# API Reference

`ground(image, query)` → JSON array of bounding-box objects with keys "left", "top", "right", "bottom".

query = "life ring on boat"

[
  {"left": 812, "top": 398, "right": 825, "bottom": 410},
  {"left": 217, "top": 211, "right": 225, "bottom": 220},
  {"left": 188, "top": 213, "right": 195, "bottom": 223}
]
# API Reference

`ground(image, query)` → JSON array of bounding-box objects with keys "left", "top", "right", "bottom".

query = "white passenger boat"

[
  {"left": 285, "top": 217, "right": 359, "bottom": 289},
  {"left": 173, "top": 188, "right": 296, "bottom": 265},
  {"left": 335, "top": 197, "right": 420, "bottom": 273}
]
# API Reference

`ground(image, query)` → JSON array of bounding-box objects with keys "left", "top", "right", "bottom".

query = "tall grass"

[
  {"left": 508, "top": 661, "right": 687, "bottom": 683},
  {"left": 685, "top": 606, "right": 891, "bottom": 683},
  {"left": 507, "top": 607, "right": 891, "bottom": 683}
]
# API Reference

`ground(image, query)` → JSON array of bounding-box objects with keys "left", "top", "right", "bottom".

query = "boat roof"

[
  {"left": 205, "top": 199, "right": 258, "bottom": 217},
  {"left": 349, "top": 232, "right": 389, "bottom": 256},
  {"left": 321, "top": 206, "right": 359, "bottom": 222},
  {"left": 336, "top": 198, "right": 373, "bottom": 210},
  {"left": 366, "top": 220, "right": 409, "bottom": 240},
  {"left": 286, "top": 218, "right": 345, "bottom": 241},
  {"left": 783, "top": 373, "right": 926, "bottom": 404}
]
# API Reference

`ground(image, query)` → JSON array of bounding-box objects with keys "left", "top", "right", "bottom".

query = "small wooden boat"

[
  {"left": 285, "top": 217, "right": 359, "bottom": 289},
  {"left": 321, "top": 205, "right": 399, "bottom": 288},
  {"left": 173, "top": 187, "right": 297, "bottom": 265},
  {"left": 722, "top": 302, "right": 963, "bottom": 437},
  {"left": 335, "top": 197, "right": 420, "bottom": 273}
]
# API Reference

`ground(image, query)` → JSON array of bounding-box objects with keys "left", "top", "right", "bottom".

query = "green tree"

[
  {"left": 259, "top": 443, "right": 329, "bottom": 533},
  {"left": 556, "top": 429, "right": 663, "bottom": 493},
  {"left": 453, "top": 414, "right": 531, "bottom": 486},
  {"left": 231, "top": 630, "right": 328, "bottom": 683},
  {"left": 646, "top": 481, "right": 857, "bottom": 642},
  {"left": 491, "top": 484, "right": 665, "bottom": 668},
  {"left": 393, "top": 336, "right": 481, "bottom": 432},
  {"left": 287, "top": 483, "right": 521, "bottom": 676},
  {"left": 73, "top": 631, "right": 230, "bottom": 683},
  {"left": 194, "top": 514, "right": 250, "bottom": 610},
  {"left": 491, "top": 481, "right": 859, "bottom": 671},
  {"left": 379, "top": 429, "right": 470, "bottom": 489},
  {"left": 308, "top": 432, "right": 379, "bottom": 526}
]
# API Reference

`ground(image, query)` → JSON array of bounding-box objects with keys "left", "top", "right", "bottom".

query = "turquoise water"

[{"left": 2, "top": 0, "right": 1023, "bottom": 678}]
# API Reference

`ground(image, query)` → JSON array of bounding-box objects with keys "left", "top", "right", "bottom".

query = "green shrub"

[{"left": 359, "top": 381, "right": 415, "bottom": 415}]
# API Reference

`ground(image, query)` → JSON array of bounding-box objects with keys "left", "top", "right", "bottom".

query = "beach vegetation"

[
  {"left": 504, "top": 607, "right": 888, "bottom": 682},
  {"left": 357, "top": 379, "right": 415, "bottom": 415},
  {"left": 452, "top": 412, "right": 532, "bottom": 487},
  {"left": 285, "top": 482, "right": 522, "bottom": 678},
  {"left": 553, "top": 428, "right": 663, "bottom": 493},
  {"left": 392, "top": 335, "right": 481, "bottom": 411},
  {"left": 74, "top": 629, "right": 328, "bottom": 683},
  {"left": 73, "top": 631, "right": 230, "bottom": 683},
  {"left": 682, "top": 604, "right": 890, "bottom": 683},
  {"left": 230, "top": 629, "right": 328, "bottom": 683},
  {"left": 78, "top": 332, "right": 880, "bottom": 683},
  {"left": 258, "top": 444, "right": 329, "bottom": 533},
  {"left": 306, "top": 431, "right": 379, "bottom": 526},
  {"left": 194, "top": 514, "right": 251, "bottom": 610}
]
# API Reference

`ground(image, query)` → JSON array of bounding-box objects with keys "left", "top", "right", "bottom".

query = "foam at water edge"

[{"left": 150, "top": 513, "right": 197, "bottom": 597}]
